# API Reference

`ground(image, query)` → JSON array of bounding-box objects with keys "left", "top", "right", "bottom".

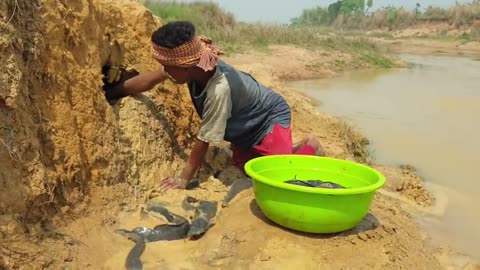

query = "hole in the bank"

[{"left": 101, "top": 65, "right": 139, "bottom": 105}]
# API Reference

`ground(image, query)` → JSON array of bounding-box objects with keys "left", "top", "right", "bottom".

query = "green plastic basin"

[{"left": 244, "top": 155, "right": 385, "bottom": 233}]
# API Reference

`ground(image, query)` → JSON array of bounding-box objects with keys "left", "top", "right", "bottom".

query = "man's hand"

[
  {"left": 101, "top": 64, "right": 168, "bottom": 106},
  {"left": 158, "top": 176, "right": 189, "bottom": 192},
  {"left": 102, "top": 65, "right": 138, "bottom": 105},
  {"left": 106, "top": 65, "right": 122, "bottom": 84},
  {"left": 158, "top": 139, "right": 210, "bottom": 193}
]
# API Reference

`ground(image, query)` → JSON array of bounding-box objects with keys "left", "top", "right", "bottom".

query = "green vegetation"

[
  {"left": 292, "top": 1, "right": 480, "bottom": 32},
  {"left": 142, "top": 0, "right": 393, "bottom": 68}
]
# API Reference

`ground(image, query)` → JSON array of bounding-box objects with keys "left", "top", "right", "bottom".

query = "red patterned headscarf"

[{"left": 151, "top": 35, "right": 223, "bottom": 71}]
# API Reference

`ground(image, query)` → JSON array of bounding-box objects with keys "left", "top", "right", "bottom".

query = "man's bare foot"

[
  {"left": 306, "top": 135, "right": 326, "bottom": 156},
  {"left": 295, "top": 134, "right": 325, "bottom": 156},
  {"left": 292, "top": 137, "right": 308, "bottom": 153}
]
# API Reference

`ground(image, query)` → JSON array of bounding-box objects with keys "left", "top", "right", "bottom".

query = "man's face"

[{"left": 163, "top": 65, "right": 191, "bottom": 84}]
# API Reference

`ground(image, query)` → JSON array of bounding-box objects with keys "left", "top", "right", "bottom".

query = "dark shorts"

[{"left": 231, "top": 124, "right": 316, "bottom": 171}]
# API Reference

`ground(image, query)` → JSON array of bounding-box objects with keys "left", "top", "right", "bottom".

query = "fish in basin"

[{"left": 285, "top": 179, "right": 346, "bottom": 189}]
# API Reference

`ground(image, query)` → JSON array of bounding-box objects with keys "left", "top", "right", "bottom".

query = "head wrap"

[{"left": 152, "top": 35, "right": 223, "bottom": 71}]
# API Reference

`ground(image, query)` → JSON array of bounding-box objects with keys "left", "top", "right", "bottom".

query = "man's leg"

[
  {"left": 293, "top": 134, "right": 325, "bottom": 156},
  {"left": 232, "top": 126, "right": 323, "bottom": 172},
  {"left": 231, "top": 144, "right": 261, "bottom": 171},
  {"left": 230, "top": 125, "right": 292, "bottom": 172},
  {"left": 254, "top": 125, "right": 324, "bottom": 156},
  {"left": 292, "top": 137, "right": 308, "bottom": 153},
  {"left": 253, "top": 125, "right": 294, "bottom": 156}
]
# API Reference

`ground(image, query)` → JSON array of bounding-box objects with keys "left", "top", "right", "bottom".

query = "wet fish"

[
  {"left": 285, "top": 180, "right": 346, "bottom": 189},
  {"left": 113, "top": 229, "right": 145, "bottom": 270},
  {"left": 222, "top": 177, "right": 253, "bottom": 208},
  {"left": 115, "top": 198, "right": 218, "bottom": 270},
  {"left": 187, "top": 201, "right": 218, "bottom": 238}
]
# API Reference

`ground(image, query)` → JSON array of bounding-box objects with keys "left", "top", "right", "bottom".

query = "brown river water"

[{"left": 287, "top": 54, "right": 480, "bottom": 260}]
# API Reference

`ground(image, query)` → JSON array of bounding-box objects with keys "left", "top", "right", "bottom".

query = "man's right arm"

[{"left": 104, "top": 69, "right": 166, "bottom": 101}]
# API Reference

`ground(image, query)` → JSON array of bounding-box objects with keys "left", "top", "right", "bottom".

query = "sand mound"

[{"left": 1, "top": 0, "right": 198, "bottom": 267}]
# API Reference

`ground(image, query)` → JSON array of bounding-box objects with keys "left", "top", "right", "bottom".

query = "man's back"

[{"left": 188, "top": 60, "right": 291, "bottom": 150}]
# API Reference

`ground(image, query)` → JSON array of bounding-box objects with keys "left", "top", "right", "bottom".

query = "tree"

[
  {"left": 340, "top": 0, "right": 365, "bottom": 15},
  {"left": 290, "top": 6, "right": 331, "bottom": 26},
  {"left": 415, "top": 3, "right": 421, "bottom": 16},
  {"left": 366, "top": 0, "right": 373, "bottom": 13},
  {"left": 328, "top": 1, "right": 343, "bottom": 21}
]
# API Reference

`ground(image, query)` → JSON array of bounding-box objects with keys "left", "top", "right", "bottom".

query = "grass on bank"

[{"left": 142, "top": 0, "right": 394, "bottom": 68}]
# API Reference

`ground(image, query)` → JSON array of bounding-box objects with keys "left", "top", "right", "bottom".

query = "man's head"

[
  {"left": 152, "top": 21, "right": 195, "bottom": 49},
  {"left": 151, "top": 21, "right": 222, "bottom": 84}
]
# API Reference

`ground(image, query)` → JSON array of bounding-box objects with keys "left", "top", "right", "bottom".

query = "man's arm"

[
  {"left": 104, "top": 69, "right": 166, "bottom": 101},
  {"left": 180, "top": 139, "right": 210, "bottom": 183},
  {"left": 158, "top": 73, "right": 232, "bottom": 191},
  {"left": 159, "top": 139, "right": 209, "bottom": 191}
]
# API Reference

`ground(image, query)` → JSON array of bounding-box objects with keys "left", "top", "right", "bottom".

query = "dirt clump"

[{"left": 375, "top": 165, "right": 434, "bottom": 207}]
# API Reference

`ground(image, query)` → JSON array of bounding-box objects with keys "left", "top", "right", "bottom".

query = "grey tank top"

[{"left": 188, "top": 60, "right": 291, "bottom": 150}]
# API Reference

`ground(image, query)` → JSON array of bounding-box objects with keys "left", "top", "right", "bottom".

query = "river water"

[{"left": 287, "top": 54, "right": 480, "bottom": 259}]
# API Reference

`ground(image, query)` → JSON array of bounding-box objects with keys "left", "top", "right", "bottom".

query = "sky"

[{"left": 175, "top": 0, "right": 473, "bottom": 24}]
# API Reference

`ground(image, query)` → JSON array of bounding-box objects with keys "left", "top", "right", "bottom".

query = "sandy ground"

[
  {"left": 362, "top": 21, "right": 480, "bottom": 57},
  {"left": 1, "top": 0, "right": 479, "bottom": 269},
  {"left": 377, "top": 38, "right": 480, "bottom": 57},
  {"left": 368, "top": 22, "right": 480, "bottom": 57}
]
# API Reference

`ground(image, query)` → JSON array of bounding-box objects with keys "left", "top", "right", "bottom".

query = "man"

[{"left": 104, "top": 21, "right": 323, "bottom": 192}]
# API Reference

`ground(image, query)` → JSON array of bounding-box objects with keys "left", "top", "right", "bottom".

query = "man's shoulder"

[
  {"left": 216, "top": 59, "right": 239, "bottom": 75},
  {"left": 206, "top": 71, "right": 231, "bottom": 99}
]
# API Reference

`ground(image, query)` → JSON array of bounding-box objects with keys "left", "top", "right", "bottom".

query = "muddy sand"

[{"left": 0, "top": 0, "right": 478, "bottom": 269}]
